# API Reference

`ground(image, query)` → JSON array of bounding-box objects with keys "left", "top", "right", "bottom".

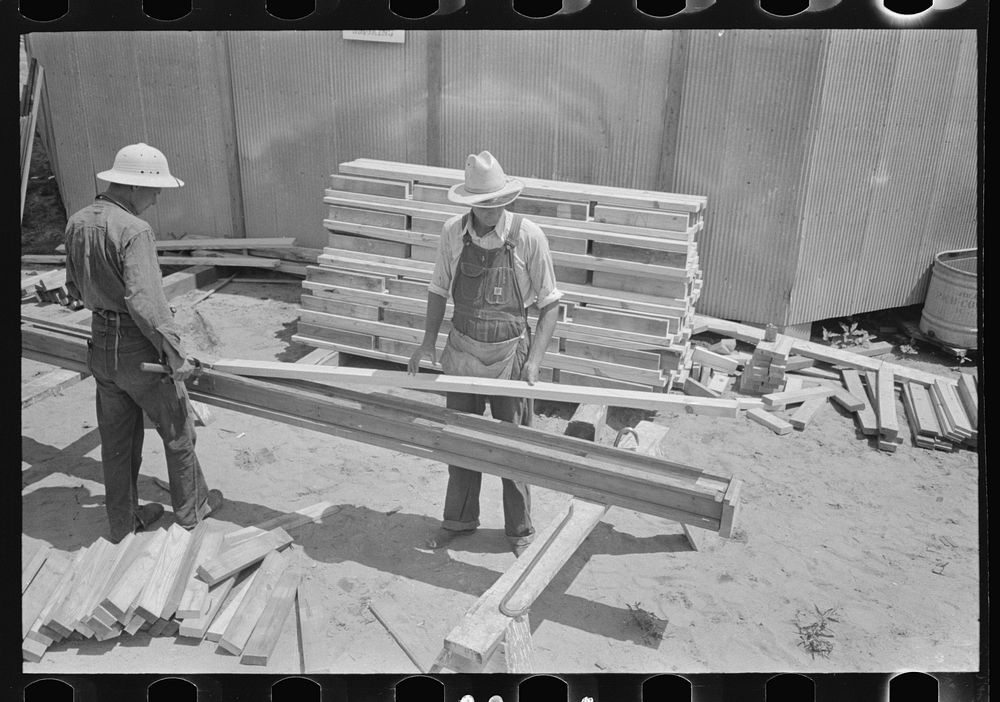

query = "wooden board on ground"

[
  {"left": 197, "top": 527, "right": 293, "bottom": 586},
  {"left": 223, "top": 503, "right": 341, "bottom": 548},
  {"left": 876, "top": 364, "right": 899, "bottom": 442},
  {"left": 789, "top": 397, "right": 827, "bottom": 430},
  {"left": 746, "top": 408, "right": 793, "bottom": 435},
  {"left": 841, "top": 369, "right": 879, "bottom": 436},
  {"left": 219, "top": 549, "right": 290, "bottom": 655},
  {"left": 134, "top": 525, "right": 192, "bottom": 623},
  {"left": 101, "top": 529, "right": 167, "bottom": 623},
  {"left": 241, "top": 567, "right": 302, "bottom": 666}
]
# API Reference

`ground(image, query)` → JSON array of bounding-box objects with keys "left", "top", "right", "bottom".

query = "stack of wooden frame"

[
  {"left": 23, "top": 522, "right": 305, "bottom": 666},
  {"left": 293, "top": 159, "right": 707, "bottom": 392}
]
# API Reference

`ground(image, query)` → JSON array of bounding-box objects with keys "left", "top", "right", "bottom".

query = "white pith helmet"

[{"left": 96, "top": 143, "right": 184, "bottom": 188}]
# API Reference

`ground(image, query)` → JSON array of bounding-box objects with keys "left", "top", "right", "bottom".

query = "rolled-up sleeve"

[
  {"left": 121, "top": 229, "right": 186, "bottom": 357},
  {"left": 427, "top": 215, "right": 462, "bottom": 300},
  {"left": 523, "top": 221, "right": 563, "bottom": 309}
]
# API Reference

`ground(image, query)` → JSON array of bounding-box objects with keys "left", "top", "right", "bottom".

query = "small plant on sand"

[
  {"left": 822, "top": 319, "right": 871, "bottom": 349},
  {"left": 794, "top": 605, "right": 840, "bottom": 659},
  {"left": 626, "top": 602, "right": 664, "bottom": 645}
]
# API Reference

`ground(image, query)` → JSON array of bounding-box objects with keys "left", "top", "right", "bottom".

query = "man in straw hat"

[
  {"left": 408, "top": 151, "right": 563, "bottom": 557},
  {"left": 64, "top": 143, "right": 224, "bottom": 543}
]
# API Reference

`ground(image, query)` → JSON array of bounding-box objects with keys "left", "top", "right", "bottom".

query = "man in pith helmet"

[
  {"left": 64, "top": 143, "right": 224, "bottom": 543},
  {"left": 408, "top": 151, "right": 563, "bottom": 557}
]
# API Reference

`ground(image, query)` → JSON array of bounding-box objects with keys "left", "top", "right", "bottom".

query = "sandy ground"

[{"left": 21, "top": 280, "right": 980, "bottom": 675}]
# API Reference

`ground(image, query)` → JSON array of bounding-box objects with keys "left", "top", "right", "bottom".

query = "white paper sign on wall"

[{"left": 343, "top": 31, "right": 406, "bottom": 44}]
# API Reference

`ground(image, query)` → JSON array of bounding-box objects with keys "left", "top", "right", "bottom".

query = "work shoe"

[
  {"left": 424, "top": 527, "right": 471, "bottom": 550},
  {"left": 134, "top": 502, "right": 165, "bottom": 532},
  {"left": 203, "top": 489, "right": 225, "bottom": 518},
  {"left": 511, "top": 542, "right": 529, "bottom": 558}
]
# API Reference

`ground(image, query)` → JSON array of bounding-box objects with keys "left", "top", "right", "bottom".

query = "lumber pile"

[
  {"left": 21, "top": 268, "right": 75, "bottom": 305},
  {"left": 21, "top": 323, "right": 743, "bottom": 536},
  {"left": 294, "top": 158, "right": 709, "bottom": 392},
  {"left": 22, "top": 522, "right": 303, "bottom": 666},
  {"left": 739, "top": 333, "right": 794, "bottom": 394}
]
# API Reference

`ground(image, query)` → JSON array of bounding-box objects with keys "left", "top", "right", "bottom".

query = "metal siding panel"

[
  {"left": 674, "top": 30, "right": 826, "bottom": 325},
  {"left": 25, "top": 32, "right": 237, "bottom": 239},
  {"left": 439, "top": 31, "right": 673, "bottom": 188},
  {"left": 850, "top": 31, "right": 970, "bottom": 315},
  {"left": 228, "top": 31, "right": 429, "bottom": 248},
  {"left": 790, "top": 31, "right": 902, "bottom": 324}
]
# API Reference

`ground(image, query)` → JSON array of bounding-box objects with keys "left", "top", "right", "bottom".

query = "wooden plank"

[
  {"left": 956, "top": 373, "right": 978, "bottom": 430},
  {"left": 297, "top": 577, "right": 331, "bottom": 674},
  {"left": 841, "top": 369, "right": 879, "bottom": 436},
  {"left": 789, "top": 397, "right": 827, "bottom": 430},
  {"left": 561, "top": 339, "right": 663, "bottom": 371},
  {"left": 157, "top": 255, "right": 282, "bottom": 269},
  {"left": 240, "top": 568, "right": 302, "bottom": 666},
  {"left": 907, "top": 382, "right": 942, "bottom": 437},
  {"left": 223, "top": 502, "right": 341, "bottom": 548},
  {"left": 22, "top": 544, "right": 51, "bottom": 594},
  {"left": 305, "top": 265, "right": 387, "bottom": 292},
  {"left": 208, "top": 359, "right": 742, "bottom": 417},
  {"left": 683, "top": 377, "right": 720, "bottom": 398},
  {"left": 23, "top": 552, "right": 70, "bottom": 639},
  {"left": 829, "top": 388, "right": 866, "bottom": 413},
  {"left": 569, "top": 306, "right": 672, "bottom": 337},
  {"left": 444, "top": 499, "right": 609, "bottom": 666},
  {"left": 196, "top": 527, "right": 293, "bottom": 586},
  {"left": 746, "top": 408, "right": 793, "bottom": 435},
  {"left": 134, "top": 525, "right": 192, "bottom": 623},
  {"left": 34, "top": 547, "right": 88, "bottom": 644},
  {"left": 762, "top": 387, "right": 833, "bottom": 408},
  {"left": 327, "top": 232, "right": 410, "bottom": 259},
  {"left": 101, "top": 528, "right": 168, "bottom": 623},
  {"left": 565, "top": 404, "right": 608, "bottom": 442},
  {"left": 368, "top": 598, "right": 435, "bottom": 673},
  {"left": 935, "top": 379, "right": 974, "bottom": 438},
  {"left": 339, "top": 158, "right": 706, "bottom": 212},
  {"left": 329, "top": 173, "right": 410, "bottom": 198},
  {"left": 76, "top": 534, "right": 142, "bottom": 633},
  {"left": 159, "top": 523, "right": 213, "bottom": 621},
  {"left": 219, "top": 549, "right": 290, "bottom": 655},
  {"left": 177, "top": 528, "right": 227, "bottom": 618},
  {"left": 790, "top": 365, "right": 842, "bottom": 381},
  {"left": 593, "top": 203, "right": 691, "bottom": 232},
  {"left": 327, "top": 204, "right": 410, "bottom": 230},
  {"left": 154, "top": 237, "right": 296, "bottom": 251},
  {"left": 300, "top": 292, "right": 382, "bottom": 321},
  {"left": 876, "top": 365, "right": 899, "bottom": 441},
  {"left": 690, "top": 346, "right": 739, "bottom": 374},
  {"left": 296, "top": 322, "right": 378, "bottom": 350},
  {"left": 590, "top": 270, "right": 690, "bottom": 301},
  {"left": 48, "top": 540, "right": 111, "bottom": 637},
  {"left": 178, "top": 574, "right": 237, "bottom": 639},
  {"left": 206, "top": 569, "right": 260, "bottom": 642}
]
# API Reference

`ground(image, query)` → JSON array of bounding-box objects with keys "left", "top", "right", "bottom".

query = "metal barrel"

[{"left": 919, "top": 248, "right": 978, "bottom": 350}]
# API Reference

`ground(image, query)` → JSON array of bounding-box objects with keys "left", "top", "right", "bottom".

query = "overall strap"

[{"left": 504, "top": 214, "right": 527, "bottom": 316}]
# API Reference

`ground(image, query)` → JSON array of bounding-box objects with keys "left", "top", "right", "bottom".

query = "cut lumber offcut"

[
  {"left": 746, "top": 408, "right": 793, "bottom": 436},
  {"left": 565, "top": 404, "right": 608, "bottom": 442},
  {"left": 21, "top": 367, "right": 86, "bottom": 409},
  {"left": 784, "top": 356, "right": 814, "bottom": 371},
  {"left": 789, "top": 397, "right": 827, "bottom": 430},
  {"left": 876, "top": 365, "right": 899, "bottom": 442},
  {"left": 178, "top": 574, "right": 237, "bottom": 639},
  {"left": 101, "top": 528, "right": 167, "bottom": 623},
  {"left": 207, "top": 359, "right": 742, "bottom": 417},
  {"left": 706, "top": 372, "right": 730, "bottom": 395},
  {"left": 134, "top": 524, "right": 193, "bottom": 623},
  {"left": 22, "top": 544, "right": 51, "bottom": 594},
  {"left": 197, "top": 527, "right": 293, "bottom": 586},
  {"left": 206, "top": 568, "right": 261, "bottom": 642},
  {"left": 48, "top": 539, "right": 112, "bottom": 638},
  {"left": 76, "top": 534, "right": 142, "bottom": 633},
  {"left": 761, "top": 387, "right": 833, "bottom": 409},
  {"left": 790, "top": 366, "right": 842, "bottom": 381},
  {"left": 33, "top": 547, "right": 88, "bottom": 645},
  {"left": 297, "top": 577, "right": 336, "bottom": 674},
  {"left": 692, "top": 315, "right": 955, "bottom": 388},
  {"left": 956, "top": 373, "right": 978, "bottom": 430},
  {"left": 223, "top": 502, "right": 341, "bottom": 547},
  {"left": 159, "top": 522, "right": 214, "bottom": 621},
  {"left": 219, "top": 549, "right": 290, "bottom": 656},
  {"left": 841, "top": 369, "right": 879, "bottom": 436},
  {"left": 241, "top": 567, "right": 302, "bottom": 666},
  {"left": 23, "top": 552, "right": 70, "bottom": 639},
  {"left": 829, "top": 388, "right": 867, "bottom": 413},
  {"left": 683, "top": 376, "right": 720, "bottom": 398},
  {"left": 177, "top": 528, "right": 227, "bottom": 619}
]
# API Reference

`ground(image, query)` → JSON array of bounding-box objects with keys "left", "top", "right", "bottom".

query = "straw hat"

[
  {"left": 447, "top": 151, "right": 523, "bottom": 208},
  {"left": 97, "top": 143, "right": 184, "bottom": 188}
]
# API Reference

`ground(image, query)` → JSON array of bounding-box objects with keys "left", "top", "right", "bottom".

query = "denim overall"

[{"left": 439, "top": 214, "right": 535, "bottom": 547}]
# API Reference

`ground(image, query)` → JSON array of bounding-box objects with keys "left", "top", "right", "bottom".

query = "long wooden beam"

[
  {"left": 22, "top": 327, "right": 740, "bottom": 534},
  {"left": 205, "top": 358, "right": 741, "bottom": 417}
]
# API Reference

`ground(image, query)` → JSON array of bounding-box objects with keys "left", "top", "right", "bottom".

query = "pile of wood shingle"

[
  {"left": 294, "top": 159, "right": 707, "bottom": 392},
  {"left": 22, "top": 519, "right": 308, "bottom": 666}
]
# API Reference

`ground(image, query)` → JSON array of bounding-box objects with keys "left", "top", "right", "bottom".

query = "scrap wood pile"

[
  {"left": 22, "top": 515, "right": 327, "bottom": 666},
  {"left": 690, "top": 316, "right": 979, "bottom": 453},
  {"left": 20, "top": 268, "right": 78, "bottom": 306},
  {"left": 294, "top": 158, "right": 707, "bottom": 392}
]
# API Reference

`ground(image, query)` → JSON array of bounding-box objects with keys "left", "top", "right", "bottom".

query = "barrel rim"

[{"left": 934, "top": 248, "right": 978, "bottom": 276}]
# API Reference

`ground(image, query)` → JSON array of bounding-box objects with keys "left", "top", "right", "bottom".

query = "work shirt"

[
  {"left": 64, "top": 198, "right": 185, "bottom": 357},
  {"left": 428, "top": 209, "right": 563, "bottom": 311}
]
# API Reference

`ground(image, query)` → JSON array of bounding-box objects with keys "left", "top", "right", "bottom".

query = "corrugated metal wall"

[
  {"left": 25, "top": 30, "right": 978, "bottom": 326},
  {"left": 26, "top": 32, "right": 241, "bottom": 239},
  {"left": 790, "top": 30, "right": 978, "bottom": 324}
]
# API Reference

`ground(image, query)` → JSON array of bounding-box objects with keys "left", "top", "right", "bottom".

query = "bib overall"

[{"left": 437, "top": 214, "right": 535, "bottom": 547}]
